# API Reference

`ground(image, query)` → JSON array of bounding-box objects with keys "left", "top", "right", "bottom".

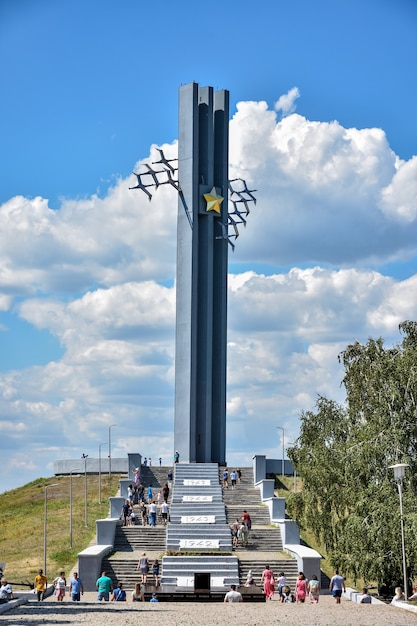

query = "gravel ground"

[{"left": 2, "top": 592, "right": 417, "bottom": 626}]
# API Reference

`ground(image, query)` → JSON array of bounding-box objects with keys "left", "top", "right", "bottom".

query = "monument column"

[{"left": 174, "top": 83, "right": 229, "bottom": 464}]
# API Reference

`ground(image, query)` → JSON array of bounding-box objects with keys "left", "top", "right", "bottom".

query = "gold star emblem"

[{"left": 204, "top": 187, "right": 224, "bottom": 214}]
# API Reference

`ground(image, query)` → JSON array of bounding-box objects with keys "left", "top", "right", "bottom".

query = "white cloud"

[
  {"left": 274, "top": 87, "right": 300, "bottom": 116},
  {"left": 379, "top": 155, "right": 417, "bottom": 222},
  {"left": 229, "top": 102, "right": 417, "bottom": 266}
]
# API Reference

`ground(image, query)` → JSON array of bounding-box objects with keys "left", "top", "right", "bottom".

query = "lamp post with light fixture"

[{"left": 389, "top": 462, "right": 409, "bottom": 598}]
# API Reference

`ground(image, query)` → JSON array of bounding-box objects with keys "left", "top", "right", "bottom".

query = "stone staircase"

[
  {"left": 222, "top": 466, "right": 271, "bottom": 526},
  {"left": 138, "top": 465, "right": 171, "bottom": 492},
  {"left": 219, "top": 466, "right": 298, "bottom": 590},
  {"left": 100, "top": 463, "right": 300, "bottom": 595}
]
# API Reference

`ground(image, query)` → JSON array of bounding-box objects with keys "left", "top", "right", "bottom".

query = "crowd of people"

[
  {"left": 240, "top": 566, "right": 340, "bottom": 604},
  {"left": 29, "top": 568, "right": 160, "bottom": 603},
  {"left": 120, "top": 477, "right": 170, "bottom": 527}
]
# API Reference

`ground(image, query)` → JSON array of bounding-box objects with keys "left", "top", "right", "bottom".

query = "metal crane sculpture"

[{"left": 129, "top": 150, "right": 256, "bottom": 250}]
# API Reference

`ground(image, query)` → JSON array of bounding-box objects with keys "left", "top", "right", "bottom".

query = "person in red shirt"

[{"left": 242, "top": 510, "right": 252, "bottom": 531}]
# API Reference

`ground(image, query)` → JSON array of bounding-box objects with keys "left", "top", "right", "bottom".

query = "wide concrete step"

[
  {"left": 113, "top": 526, "right": 167, "bottom": 552},
  {"left": 241, "top": 528, "right": 283, "bottom": 551},
  {"left": 171, "top": 485, "right": 223, "bottom": 495},
  {"left": 166, "top": 524, "right": 232, "bottom": 551}
]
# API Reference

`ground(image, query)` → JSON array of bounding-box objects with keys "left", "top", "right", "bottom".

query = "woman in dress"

[
  {"left": 261, "top": 564, "right": 275, "bottom": 600},
  {"left": 296, "top": 571, "right": 307, "bottom": 603}
]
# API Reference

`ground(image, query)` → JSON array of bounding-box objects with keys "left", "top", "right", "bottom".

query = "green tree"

[{"left": 287, "top": 321, "right": 417, "bottom": 586}]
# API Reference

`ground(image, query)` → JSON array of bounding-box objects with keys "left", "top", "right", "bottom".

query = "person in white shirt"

[
  {"left": 224, "top": 584, "right": 243, "bottom": 603},
  {"left": 358, "top": 587, "right": 372, "bottom": 604},
  {"left": 391, "top": 586, "right": 405, "bottom": 603},
  {"left": 0, "top": 578, "right": 14, "bottom": 603}
]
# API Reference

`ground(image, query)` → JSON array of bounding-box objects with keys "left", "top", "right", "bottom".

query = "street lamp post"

[
  {"left": 43, "top": 483, "right": 59, "bottom": 575},
  {"left": 69, "top": 468, "right": 80, "bottom": 549},
  {"left": 389, "top": 463, "right": 409, "bottom": 598},
  {"left": 82, "top": 454, "right": 88, "bottom": 527},
  {"left": 276, "top": 427, "right": 285, "bottom": 478},
  {"left": 98, "top": 442, "right": 107, "bottom": 504},
  {"left": 108, "top": 424, "right": 116, "bottom": 479}
]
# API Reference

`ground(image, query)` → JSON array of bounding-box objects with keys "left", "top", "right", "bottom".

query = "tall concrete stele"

[{"left": 174, "top": 83, "right": 229, "bottom": 465}]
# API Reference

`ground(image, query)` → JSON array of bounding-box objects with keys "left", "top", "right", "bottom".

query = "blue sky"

[{"left": 0, "top": 0, "right": 416, "bottom": 494}]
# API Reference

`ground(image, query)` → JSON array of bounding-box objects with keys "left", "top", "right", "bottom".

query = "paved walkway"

[{"left": 3, "top": 593, "right": 417, "bottom": 625}]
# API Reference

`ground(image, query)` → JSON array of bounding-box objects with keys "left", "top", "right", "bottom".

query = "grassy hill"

[{"left": 0, "top": 474, "right": 121, "bottom": 585}]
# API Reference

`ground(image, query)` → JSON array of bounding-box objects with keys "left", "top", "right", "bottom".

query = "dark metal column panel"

[
  {"left": 195, "top": 86, "right": 214, "bottom": 462},
  {"left": 212, "top": 89, "right": 229, "bottom": 464}
]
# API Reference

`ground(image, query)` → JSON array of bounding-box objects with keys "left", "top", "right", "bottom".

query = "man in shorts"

[
  {"left": 329, "top": 570, "right": 346, "bottom": 604},
  {"left": 69, "top": 572, "right": 84, "bottom": 601},
  {"left": 34, "top": 569, "right": 47, "bottom": 602}
]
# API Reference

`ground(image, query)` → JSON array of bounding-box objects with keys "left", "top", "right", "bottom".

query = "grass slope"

[{"left": 0, "top": 474, "right": 121, "bottom": 585}]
